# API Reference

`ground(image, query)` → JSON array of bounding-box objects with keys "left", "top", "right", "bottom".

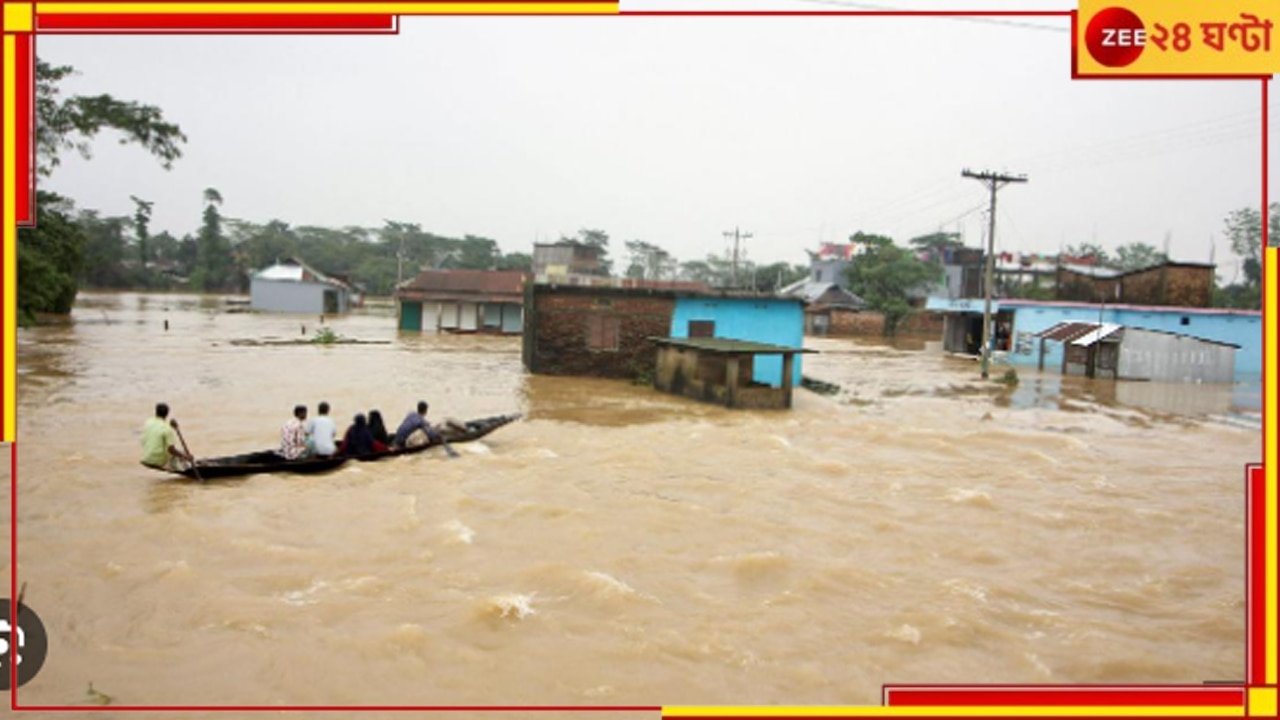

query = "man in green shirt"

[{"left": 141, "top": 403, "right": 193, "bottom": 471}]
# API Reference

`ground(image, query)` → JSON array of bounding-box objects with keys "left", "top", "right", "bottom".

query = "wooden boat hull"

[{"left": 158, "top": 413, "right": 521, "bottom": 480}]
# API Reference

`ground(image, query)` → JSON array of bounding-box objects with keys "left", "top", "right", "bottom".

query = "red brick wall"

[
  {"left": 1121, "top": 265, "right": 1212, "bottom": 307},
  {"left": 528, "top": 291, "right": 675, "bottom": 378},
  {"left": 897, "top": 311, "right": 945, "bottom": 334},
  {"left": 828, "top": 309, "right": 886, "bottom": 336},
  {"left": 813, "top": 309, "right": 942, "bottom": 337}
]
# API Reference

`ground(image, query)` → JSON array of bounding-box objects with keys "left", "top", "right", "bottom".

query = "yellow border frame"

[{"left": 0, "top": 2, "right": 1275, "bottom": 717}]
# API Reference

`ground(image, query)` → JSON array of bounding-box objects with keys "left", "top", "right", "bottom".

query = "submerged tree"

[{"left": 16, "top": 192, "right": 85, "bottom": 323}]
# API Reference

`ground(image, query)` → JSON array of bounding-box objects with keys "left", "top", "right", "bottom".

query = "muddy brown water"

[{"left": 2, "top": 292, "right": 1259, "bottom": 709}]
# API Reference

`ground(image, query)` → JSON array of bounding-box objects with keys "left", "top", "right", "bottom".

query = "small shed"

[
  {"left": 650, "top": 337, "right": 816, "bottom": 410},
  {"left": 1034, "top": 321, "right": 1124, "bottom": 378},
  {"left": 250, "top": 258, "right": 351, "bottom": 314},
  {"left": 1117, "top": 328, "right": 1238, "bottom": 384}
]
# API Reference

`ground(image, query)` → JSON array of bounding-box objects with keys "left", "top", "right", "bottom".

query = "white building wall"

[
  {"left": 251, "top": 279, "right": 336, "bottom": 314},
  {"left": 458, "top": 302, "right": 479, "bottom": 331}
]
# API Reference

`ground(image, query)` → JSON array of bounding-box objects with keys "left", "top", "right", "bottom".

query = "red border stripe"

[
  {"left": 1249, "top": 465, "right": 1267, "bottom": 684},
  {"left": 885, "top": 688, "right": 1246, "bottom": 707},
  {"left": 38, "top": 13, "right": 397, "bottom": 31},
  {"left": 14, "top": 34, "right": 31, "bottom": 227}
]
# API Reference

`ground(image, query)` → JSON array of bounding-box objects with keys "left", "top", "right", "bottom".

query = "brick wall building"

[
  {"left": 523, "top": 285, "right": 678, "bottom": 379},
  {"left": 1118, "top": 263, "right": 1213, "bottom": 307}
]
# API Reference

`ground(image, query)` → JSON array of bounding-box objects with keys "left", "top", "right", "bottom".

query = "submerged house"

[
  {"left": 396, "top": 270, "right": 527, "bottom": 334},
  {"left": 652, "top": 337, "right": 814, "bottom": 409},
  {"left": 523, "top": 286, "right": 810, "bottom": 406},
  {"left": 928, "top": 297, "right": 1259, "bottom": 382},
  {"left": 1033, "top": 321, "right": 1238, "bottom": 383},
  {"left": 781, "top": 279, "right": 867, "bottom": 336},
  {"left": 250, "top": 258, "right": 351, "bottom": 314}
]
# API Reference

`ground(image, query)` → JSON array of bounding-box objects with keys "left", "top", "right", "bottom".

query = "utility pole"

[
  {"left": 723, "top": 227, "right": 753, "bottom": 289},
  {"left": 961, "top": 168, "right": 1028, "bottom": 379}
]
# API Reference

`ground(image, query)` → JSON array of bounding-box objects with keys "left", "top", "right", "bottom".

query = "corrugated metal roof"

[
  {"left": 257, "top": 264, "right": 304, "bottom": 281},
  {"left": 398, "top": 270, "right": 528, "bottom": 297},
  {"left": 1071, "top": 323, "right": 1123, "bottom": 346},
  {"left": 253, "top": 258, "right": 350, "bottom": 289},
  {"left": 782, "top": 280, "right": 866, "bottom": 308},
  {"left": 1036, "top": 321, "right": 1123, "bottom": 346}
]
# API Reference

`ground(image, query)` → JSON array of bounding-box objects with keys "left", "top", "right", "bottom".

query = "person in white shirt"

[{"left": 308, "top": 401, "right": 339, "bottom": 457}]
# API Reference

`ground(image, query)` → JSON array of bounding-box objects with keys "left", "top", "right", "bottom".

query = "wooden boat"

[{"left": 152, "top": 413, "right": 521, "bottom": 480}]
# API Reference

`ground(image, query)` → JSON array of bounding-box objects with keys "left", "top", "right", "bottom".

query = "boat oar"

[
  {"left": 438, "top": 434, "right": 460, "bottom": 459},
  {"left": 171, "top": 420, "right": 205, "bottom": 482},
  {"left": 436, "top": 419, "right": 462, "bottom": 459}
]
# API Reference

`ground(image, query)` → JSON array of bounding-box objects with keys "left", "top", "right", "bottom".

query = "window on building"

[
  {"left": 587, "top": 315, "right": 621, "bottom": 351},
  {"left": 1181, "top": 316, "right": 1190, "bottom": 326},
  {"left": 689, "top": 320, "right": 715, "bottom": 338}
]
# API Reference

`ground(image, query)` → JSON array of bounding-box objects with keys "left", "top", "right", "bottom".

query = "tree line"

[{"left": 18, "top": 56, "right": 1270, "bottom": 324}]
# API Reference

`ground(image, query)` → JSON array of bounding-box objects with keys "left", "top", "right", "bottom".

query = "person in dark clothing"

[
  {"left": 393, "top": 400, "right": 442, "bottom": 448},
  {"left": 368, "top": 410, "right": 392, "bottom": 446},
  {"left": 341, "top": 413, "right": 383, "bottom": 457}
]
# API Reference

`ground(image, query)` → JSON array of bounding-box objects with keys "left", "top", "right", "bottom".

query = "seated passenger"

[
  {"left": 342, "top": 413, "right": 382, "bottom": 457},
  {"left": 393, "top": 400, "right": 442, "bottom": 449},
  {"left": 368, "top": 410, "right": 392, "bottom": 446}
]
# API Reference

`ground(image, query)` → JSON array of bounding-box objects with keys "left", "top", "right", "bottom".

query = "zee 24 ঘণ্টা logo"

[
  {"left": 1084, "top": 5, "right": 1273, "bottom": 68},
  {"left": 0, "top": 600, "right": 49, "bottom": 690}
]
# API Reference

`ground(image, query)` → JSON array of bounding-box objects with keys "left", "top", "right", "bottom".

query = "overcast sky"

[{"left": 38, "top": 0, "right": 1276, "bottom": 279}]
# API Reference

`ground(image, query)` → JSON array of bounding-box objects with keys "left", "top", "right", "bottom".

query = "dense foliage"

[{"left": 844, "top": 233, "right": 943, "bottom": 334}]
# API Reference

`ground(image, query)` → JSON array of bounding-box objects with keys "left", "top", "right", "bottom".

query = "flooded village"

[
  {"left": 8, "top": 17, "right": 1269, "bottom": 713},
  {"left": 9, "top": 233, "right": 1259, "bottom": 706}
]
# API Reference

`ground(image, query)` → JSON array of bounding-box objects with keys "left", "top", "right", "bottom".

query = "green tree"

[
  {"left": 129, "top": 195, "right": 154, "bottom": 287},
  {"left": 849, "top": 231, "right": 895, "bottom": 250},
  {"left": 191, "top": 188, "right": 235, "bottom": 292},
  {"left": 1113, "top": 242, "right": 1168, "bottom": 272},
  {"left": 908, "top": 231, "right": 964, "bottom": 256},
  {"left": 457, "top": 235, "right": 500, "bottom": 270},
  {"left": 20, "top": 59, "right": 186, "bottom": 317},
  {"left": 624, "top": 239, "right": 675, "bottom": 280},
  {"left": 35, "top": 60, "right": 187, "bottom": 178},
  {"left": 496, "top": 252, "right": 532, "bottom": 272},
  {"left": 230, "top": 219, "right": 300, "bottom": 277},
  {"left": 571, "top": 228, "right": 612, "bottom": 275},
  {"left": 78, "top": 210, "right": 132, "bottom": 288},
  {"left": 751, "top": 261, "right": 808, "bottom": 291},
  {"left": 17, "top": 192, "right": 86, "bottom": 324},
  {"left": 1223, "top": 202, "right": 1280, "bottom": 288},
  {"left": 1063, "top": 243, "right": 1113, "bottom": 268},
  {"left": 845, "top": 239, "right": 943, "bottom": 335}
]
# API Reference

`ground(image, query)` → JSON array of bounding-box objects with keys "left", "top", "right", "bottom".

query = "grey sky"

[{"left": 38, "top": 0, "right": 1275, "bottom": 279}]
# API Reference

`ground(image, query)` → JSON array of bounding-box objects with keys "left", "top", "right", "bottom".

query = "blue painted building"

[
  {"left": 670, "top": 296, "right": 806, "bottom": 387},
  {"left": 928, "top": 297, "right": 1262, "bottom": 381}
]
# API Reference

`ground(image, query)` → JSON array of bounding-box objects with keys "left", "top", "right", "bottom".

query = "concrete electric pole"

[
  {"left": 723, "top": 227, "right": 753, "bottom": 289},
  {"left": 961, "top": 168, "right": 1028, "bottom": 380}
]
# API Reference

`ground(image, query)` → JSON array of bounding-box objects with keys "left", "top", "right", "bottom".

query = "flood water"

[{"left": 3, "top": 292, "right": 1260, "bottom": 709}]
